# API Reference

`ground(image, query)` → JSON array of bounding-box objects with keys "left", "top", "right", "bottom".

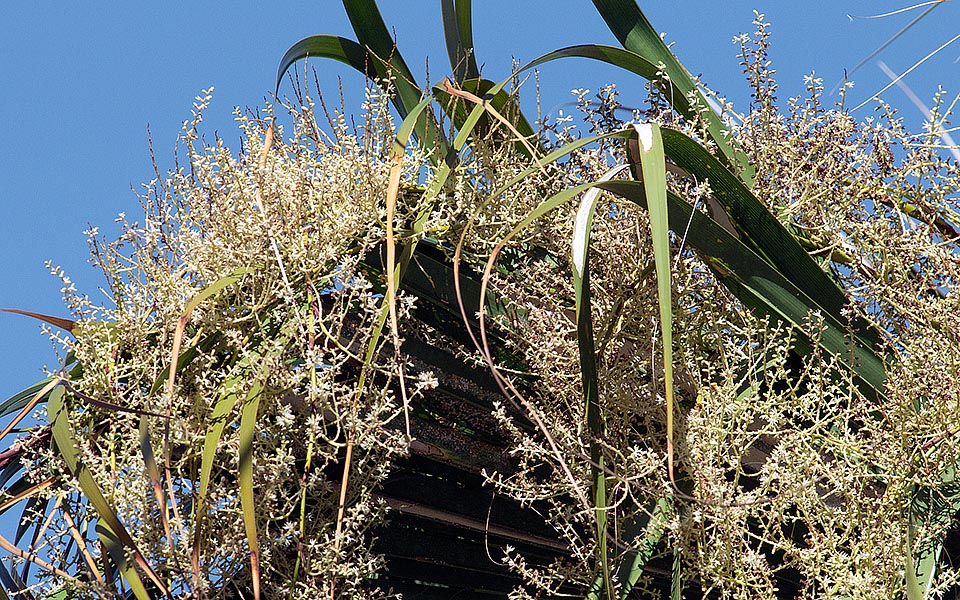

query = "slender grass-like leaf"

[
  {"left": 238, "top": 380, "right": 264, "bottom": 600},
  {"left": 165, "top": 266, "right": 255, "bottom": 400},
  {"left": 671, "top": 543, "right": 682, "bottom": 600},
  {"left": 573, "top": 165, "right": 631, "bottom": 600},
  {"left": 192, "top": 359, "right": 258, "bottom": 584},
  {"left": 656, "top": 128, "right": 881, "bottom": 350},
  {"left": 182, "top": 268, "right": 256, "bottom": 317},
  {"left": 469, "top": 118, "right": 885, "bottom": 401},
  {"left": 0, "top": 377, "right": 56, "bottom": 417},
  {"left": 597, "top": 179, "right": 886, "bottom": 402},
  {"left": 0, "top": 560, "right": 23, "bottom": 600},
  {"left": 441, "top": 0, "right": 479, "bottom": 82},
  {"left": 626, "top": 123, "right": 675, "bottom": 483},
  {"left": 905, "top": 462, "right": 960, "bottom": 598},
  {"left": 589, "top": 0, "right": 754, "bottom": 182},
  {"left": 276, "top": 30, "right": 447, "bottom": 160},
  {"left": 616, "top": 495, "right": 672, "bottom": 599},
  {"left": 522, "top": 45, "right": 690, "bottom": 120},
  {"left": 0, "top": 308, "right": 74, "bottom": 334},
  {"left": 342, "top": 0, "right": 421, "bottom": 115},
  {"left": 905, "top": 504, "right": 939, "bottom": 600},
  {"left": 0, "top": 378, "right": 59, "bottom": 445},
  {"left": 47, "top": 385, "right": 168, "bottom": 599}
]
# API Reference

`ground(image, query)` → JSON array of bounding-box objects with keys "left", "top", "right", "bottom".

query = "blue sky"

[{"left": 0, "top": 0, "right": 955, "bottom": 521}]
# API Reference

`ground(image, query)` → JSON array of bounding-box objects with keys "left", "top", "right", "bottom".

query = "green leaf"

[
  {"left": 597, "top": 178, "right": 886, "bottom": 402},
  {"left": 342, "top": 0, "right": 421, "bottom": 114},
  {"left": 572, "top": 165, "right": 632, "bottom": 600},
  {"left": 905, "top": 463, "right": 960, "bottom": 598},
  {"left": 656, "top": 128, "right": 883, "bottom": 351},
  {"left": 47, "top": 386, "right": 165, "bottom": 599},
  {"left": 182, "top": 266, "right": 256, "bottom": 317},
  {"left": 440, "top": 0, "right": 479, "bottom": 82},
  {"left": 276, "top": 3, "right": 448, "bottom": 156},
  {"left": 522, "top": 45, "right": 689, "bottom": 119},
  {"left": 476, "top": 121, "right": 886, "bottom": 401},
  {"left": 588, "top": 0, "right": 754, "bottom": 182},
  {"left": 616, "top": 495, "right": 672, "bottom": 599},
  {"left": 0, "top": 377, "right": 56, "bottom": 417},
  {"left": 627, "top": 123, "right": 675, "bottom": 480},
  {"left": 192, "top": 358, "right": 258, "bottom": 564},
  {"left": 239, "top": 379, "right": 264, "bottom": 600}
]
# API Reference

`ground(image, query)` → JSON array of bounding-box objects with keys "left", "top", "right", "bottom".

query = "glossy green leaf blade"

[
  {"left": 522, "top": 45, "right": 690, "bottom": 119},
  {"left": 342, "top": 0, "right": 420, "bottom": 110},
  {"left": 238, "top": 379, "right": 264, "bottom": 598},
  {"left": 457, "top": 120, "right": 884, "bottom": 399},
  {"left": 47, "top": 386, "right": 158, "bottom": 600},
  {"left": 183, "top": 266, "right": 255, "bottom": 316},
  {"left": 589, "top": 0, "right": 751, "bottom": 180},
  {"left": 276, "top": 34, "right": 447, "bottom": 158},
  {"left": 342, "top": 0, "right": 449, "bottom": 156},
  {"left": 197, "top": 374, "right": 244, "bottom": 505},
  {"left": 905, "top": 462, "right": 960, "bottom": 599},
  {"left": 657, "top": 128, "right": 883, "bottom": 351},
  {"left": 596, "top": 180, "right": 886, "bottom": 401},
  {"left": 0, "top": 459, "right": 25, "bottom": 492},
  {"left": 0, "top": 377, "right": 55, "bottom": 417},
  {"left": 441, "top": 0, "right": 479, "bottom": 82},
  {"left": 630, "top": 124, "right": 675, "bottom": 480},
  {"left": 192, "top": 366, "right": 250, "bottom": 567},
  {"left": 276, "top": 35, "right": 368, "bottom": 94},
  {"left": 617, "top": 495, "right": 672, "bottom": 599},
  {"left": 572, "top": 166, "right": 632, "bottom": 600}
]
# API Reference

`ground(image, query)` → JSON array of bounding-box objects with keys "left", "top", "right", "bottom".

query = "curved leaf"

[
  {"left": 657, "top": 127, "right": 883, "bottom": 351},
  {"left": 238, "top": 380, "right": 264, "bottom": 600},
  {"left": 47, "top": 385, "right": 167, "bottom": 599},
  {"left": 0, "top": 308, "right": 74, "bottom": 334},
  {"left": 627, "top": 124, "right": 674, "bottom": 479},
  {"left": 588, "top": 0, "right": 754, "bottom": 182},
  {"left": 523, "top": 45, "right": 689, "bottom": 119},
  {"left": 597, "top": 179, "right": 886, "bottom": 402},
  {"left": 572, "top": 165, "right": 632, "bottom": 600},
  {"left": 441, "top": 0, "right": 479, "bottom": 82},
  {"left": 0, "top": 377, "right": 56, "bottom": 417}
]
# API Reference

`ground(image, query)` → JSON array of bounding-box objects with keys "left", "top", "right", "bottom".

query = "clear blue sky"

[{"left": 0, "top": 0, "right": 955, "bottom": 467}]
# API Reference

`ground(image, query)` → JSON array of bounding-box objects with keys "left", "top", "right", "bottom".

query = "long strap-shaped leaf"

[
  {"left": 905, "top": 459, "right": 960, "bottom": 598},
  {"left": 440, "top": 0, "right": 479, "bottom": 82},
  {"left": 598, "top": 178, "right": 886, "bottom": 402},
  {"left": 517, "top": 47, "right": 882, "bottom": 354},
  {"left": 238, "top": 380, "right": 264, "bottom": 600},
  {"left": 589, "top": 0, "right": 753, "bottom": 182},
  {"left": 573, "top": 165, "right": 632, "bottom": 600},
  {"left": 342, "top": 0, "right": 420, "bottom": 113},
  {"left": 627, "top": 124, "right": 677, "bottom": 485},
  {"left": 657, "top": 128, "right": 883, "bottom": 351},
  {"left": 276, "top": 4, "right": 449, "bottom": 158},
  {"left": 48, "top": 385, "right": 169, "bottom": 599},
  {"left": 481, "top": 124, "right": 886, "bottom": 402}
]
